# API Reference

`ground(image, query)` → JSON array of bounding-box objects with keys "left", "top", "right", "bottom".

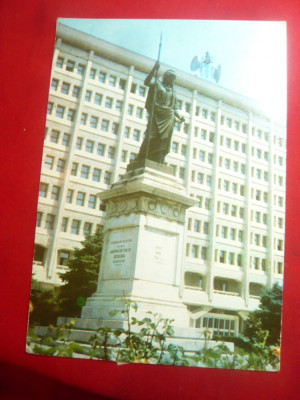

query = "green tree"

[
  {"left": 58, "top": 228, "right": 103, "bottom": 317},
  {"left": 244, "top": 282, "right": 283, "bottom": 346},
  {"left": 29, "top": 277, "right": 61, "bottom": 326}
]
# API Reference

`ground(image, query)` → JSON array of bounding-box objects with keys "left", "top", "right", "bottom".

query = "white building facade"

[{"left": 32, "top": 23, "right": 286, "bottom": 337}]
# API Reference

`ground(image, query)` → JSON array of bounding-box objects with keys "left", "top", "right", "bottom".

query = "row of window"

[
  {"left": 220, "top": 116, "right": 248, "bottom": 133},
  {"left": 218, "top": 179, "right": 245, "bottom": 196},
  {"left": 220, "top": 136, "right": 247, "bottom": 153},
  {"left": 51, "top": 78, "right": 81, "bottom": 98},
  {"left": 217, "top": 201, "right": 245, "bottom": 219},
  {"left": 171, "top": 142, "right": 187, "bottom": 156},
  {"left": 36, "top": 211, "right": 96, "bottom": 236},
  {"left": 76, "top": 137, "right": 116, "bottom": 157},
  {"left": 46, "top": 128, "right": 71, "bottom": 147},
  {"left": 56, "top": 56, "right": 85, "bottom": 76},
  {"left": 191, "top": 171, "right": 213, "bottom": 187},
  {"left": 249, "top": 210, "right": 268, "bottom": 225},
  {"left": 219, "top": 157, "right": 246, "bottom": 174},
  {"left": 216, "top": 226, "right": 244, "bottom": 242},
  {"left": 47, "top": 102, "right": 76, "bottom": 122},
  {"left": 187, "top": 219, "right": 210, "bottom": 234},
  {"left": 251, "top": 146, "right": 269, "bottom": 162},
  {"left": 70, "top": 162, "right": 112, "bottom": 184},
  {"left": 215, "top": 249, "right": 243, "bottom": 267},
  {"left": 80, "top": 112, "right": 119, "bottom": 134},
  {"left": 251, "top": 127, "right": 270, "bottom": 142},
  {"left": 251, "top": 167, "right": 269, "bottom": 182},
  {"left": 44, "top": 155, "right": 65, "bottom": 172},
  {"left": 194, "top": 128, "right": 214, "bottom": 142},
  {"left": 39, "top": 183, "right": 61, "bottom": 200},
  {"left": 186, "top": 243, "right": 208, "bottom": 260},
  {"left": 251, "top": 189, "right": 269, "bottom": 203},
  {"left": 190, "top": 195, "right": 211, "bottom": 210},
  {"left": 169, "top": 165, "right": 186, "bottom": 180},
  {"left": 65, "top": 189, "right": 105, "bottom": 210},
  {"left": 192, "top": 148, "right": 214, "bottom": 164}
]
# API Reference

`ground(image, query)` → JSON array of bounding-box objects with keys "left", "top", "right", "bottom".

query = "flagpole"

[{"left": 144, "top": 33, "right": 162, "bottom": 163}]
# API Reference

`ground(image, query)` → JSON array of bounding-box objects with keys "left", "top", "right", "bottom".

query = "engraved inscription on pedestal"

[{"left": 104, "top": 228, "right": 135, "bottom": 279}]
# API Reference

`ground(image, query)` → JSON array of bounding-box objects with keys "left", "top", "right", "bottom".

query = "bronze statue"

[{"left": 136, "top": 62, "right": 185, "bottom": 164}]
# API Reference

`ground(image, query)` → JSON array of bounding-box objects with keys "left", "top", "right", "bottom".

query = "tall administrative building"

[{"left": 33, "top": 23, "right": 286, "bottom": 337}]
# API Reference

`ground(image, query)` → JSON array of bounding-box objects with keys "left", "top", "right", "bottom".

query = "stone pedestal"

[{"left": 80, "top": 161, "right": 195, "bottom": 327}]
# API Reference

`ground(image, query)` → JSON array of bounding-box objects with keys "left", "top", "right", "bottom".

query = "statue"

[{"left": 136, "top": 61, "right": 185, "bottom": 164}]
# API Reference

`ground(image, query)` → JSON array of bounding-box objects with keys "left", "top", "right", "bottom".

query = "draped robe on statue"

[{"left": 137, "top": 80, "right": 178, "bottom": 163}]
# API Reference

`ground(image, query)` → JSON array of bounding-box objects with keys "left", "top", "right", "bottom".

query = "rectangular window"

[
  {"left": 50, "top": 129, "right": 60, "bottom": 143},
  {"left": 76, "top": 137, "right": 83, "bottom": 150},
  {"left": 219, "top": 250, "right": 226, "bottom": 263},
  {"left": 136, "top": 107, "right": 143, "bottom": 119},
  {"left": 72, "top": 85, "right": 80, "bottom": 98},
  {"left": 80, "top": 113, "right": 87, "bottom": 125},
  {"left": 228, "top": 252, "right": 235, "bottom": 265},
  {"left": 77, "top": 64, "right": 85, "bottom": 75},
  {"left": 119, "top": 78, "right": 126, "bottom": 90},
  {"left": 172, "top": 142, "right": 179, "bottom": 153},
  {"left": 181, "top": 144, "right": 187, "bottom": 156},
  {"left": 128, "top": 104, "right": 134, "bottom": 115},
  {"left": 84, "top": 222, "right": 93, "bottom": 235},
  {"left": 61, "top": 82, "right": 70, "bottom": 95},
  {"left": 47, "top": 102, "right": 53, "bottom": 115},
  {"left": 86, "top": 140, "right": 94, "bottom": 153},
  {"left": 97, "top": 143, "right": 106, "bottom": 156},
  {"left": 66, "top": 60, "right": 75, "bottom": 72},
  {"left": 90, "top": 68, "right": 96, "bottom": 79},
  {"left": 104, "top": 171, "right": 111, "bottom": 185},
  {"left": 67, "top": 109, "right": 75, "bottom": 122},
  {"left": 112, "top": 123, "right": 119, "bottom": 135},
  {"left": 94, "top": 93, "right": 103, "bottom": 105},
  {"left": 57, "top": 159, "right": 65, "bottom": 173},
  {"left": 61, "top": 217, "right": 68, "bottom": 232},
  {"left": 115, "top": 100, "right": 123, "bottom": 112},
  {"left": 101, "top": 119, "right": 109, "bottom": 132},
  {"left": 56, "top": 105, "right": 65, "bottom": 118},
  {"left": 76, "top": 192, "right": 85, "bottom": 206},
  {"left": 44, "top": 156, "right": 54, "bottom": 170},
  {"left": 88, "top": 195, "right": 97, "bottom": 209},
  {"left": 191, "top": 245, "right": 199, "bottom": 258},
  {"left": 90, "top": 116, "right": 98, "bottom": 129},
  {"left": 179, "top": 167, "right": 185, "bottom": 179},
  {"left": 45, "top": 214, "right": 55, "bottom": 230},
  {"left": 133, "top": 129, "right": 141, "bottom": 142},
  {"left": 124, "top": 127, "right": 130, "bottom": 138},
  {"left": 203, "top": 222, "right": 209, "bottom": 234},
  {"left": 66, "top": 189, "right": 74, "bottom": 203},
  {"left": 92, "top": 168, "right": 101, "bottom": 182},
  {"left": 206, "top": 175, "right": 212, "bottom": 187},
  {"left": 202, "top": 109, "right": 208, "bottom": 119},
  {"left": 51, "top": 185, "right": 60, "bottom": 200},
  {"left": 71, "top": 219, "right": 81, "bottom": 235},
  {"left": 105, "top": 97, "right": 113, "bottom": 108},
  {"left": 51, "top": 79, "right": 59, "bottom": 91},
  {"left": 197, "top": 173, "right": 204, "bottom": 184},
  {"left": 81, "top": 165, "right": 90, "bottom": 179},
  {"left": 109, "top": 75, "right": 117, "bottom": 86},
  {"left": 230, "top": 228, "right": 236, "bottom": 240},
  {"left": 121, "top": 150, "right": 127, "bottom": 163},
  {"left": 108, "top": 146, "right": 115, "bottom": 159},
  {"left": 205, "top": 198, "right": 211, "bottom": 210},
  {"left": 71, "top": 162, "right": 78, "bottom": 176},
  {"left": 56, "top": 57, "right": 64, "bottom": 68},
  {"left": 39, "top": 183, "right": 48, "bottom": 197},
  {"left": 98, "top": 72, "right": 106, "bottom": 83},
  {"left": 85, "top": 90, "right": 92, "bottom": 102},
  {"left": 201, "top": 247, "right": 207, "bottom": 260}
]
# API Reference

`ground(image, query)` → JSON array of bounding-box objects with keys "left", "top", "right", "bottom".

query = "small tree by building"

[
  {"left": 58, "top": 227, "right": 103, "bottom": 318},
  {"left": 244, "top": 282, "right": 283, "bottom": 346}
]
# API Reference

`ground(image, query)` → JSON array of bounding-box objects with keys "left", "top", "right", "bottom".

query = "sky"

[{"left": 59, "top": 19, "right": 287, "bottom": 123}]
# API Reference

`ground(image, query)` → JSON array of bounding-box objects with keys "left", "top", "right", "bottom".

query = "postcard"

[{"left": 26, "top": 18, "right": 286, "bottom": 371}]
